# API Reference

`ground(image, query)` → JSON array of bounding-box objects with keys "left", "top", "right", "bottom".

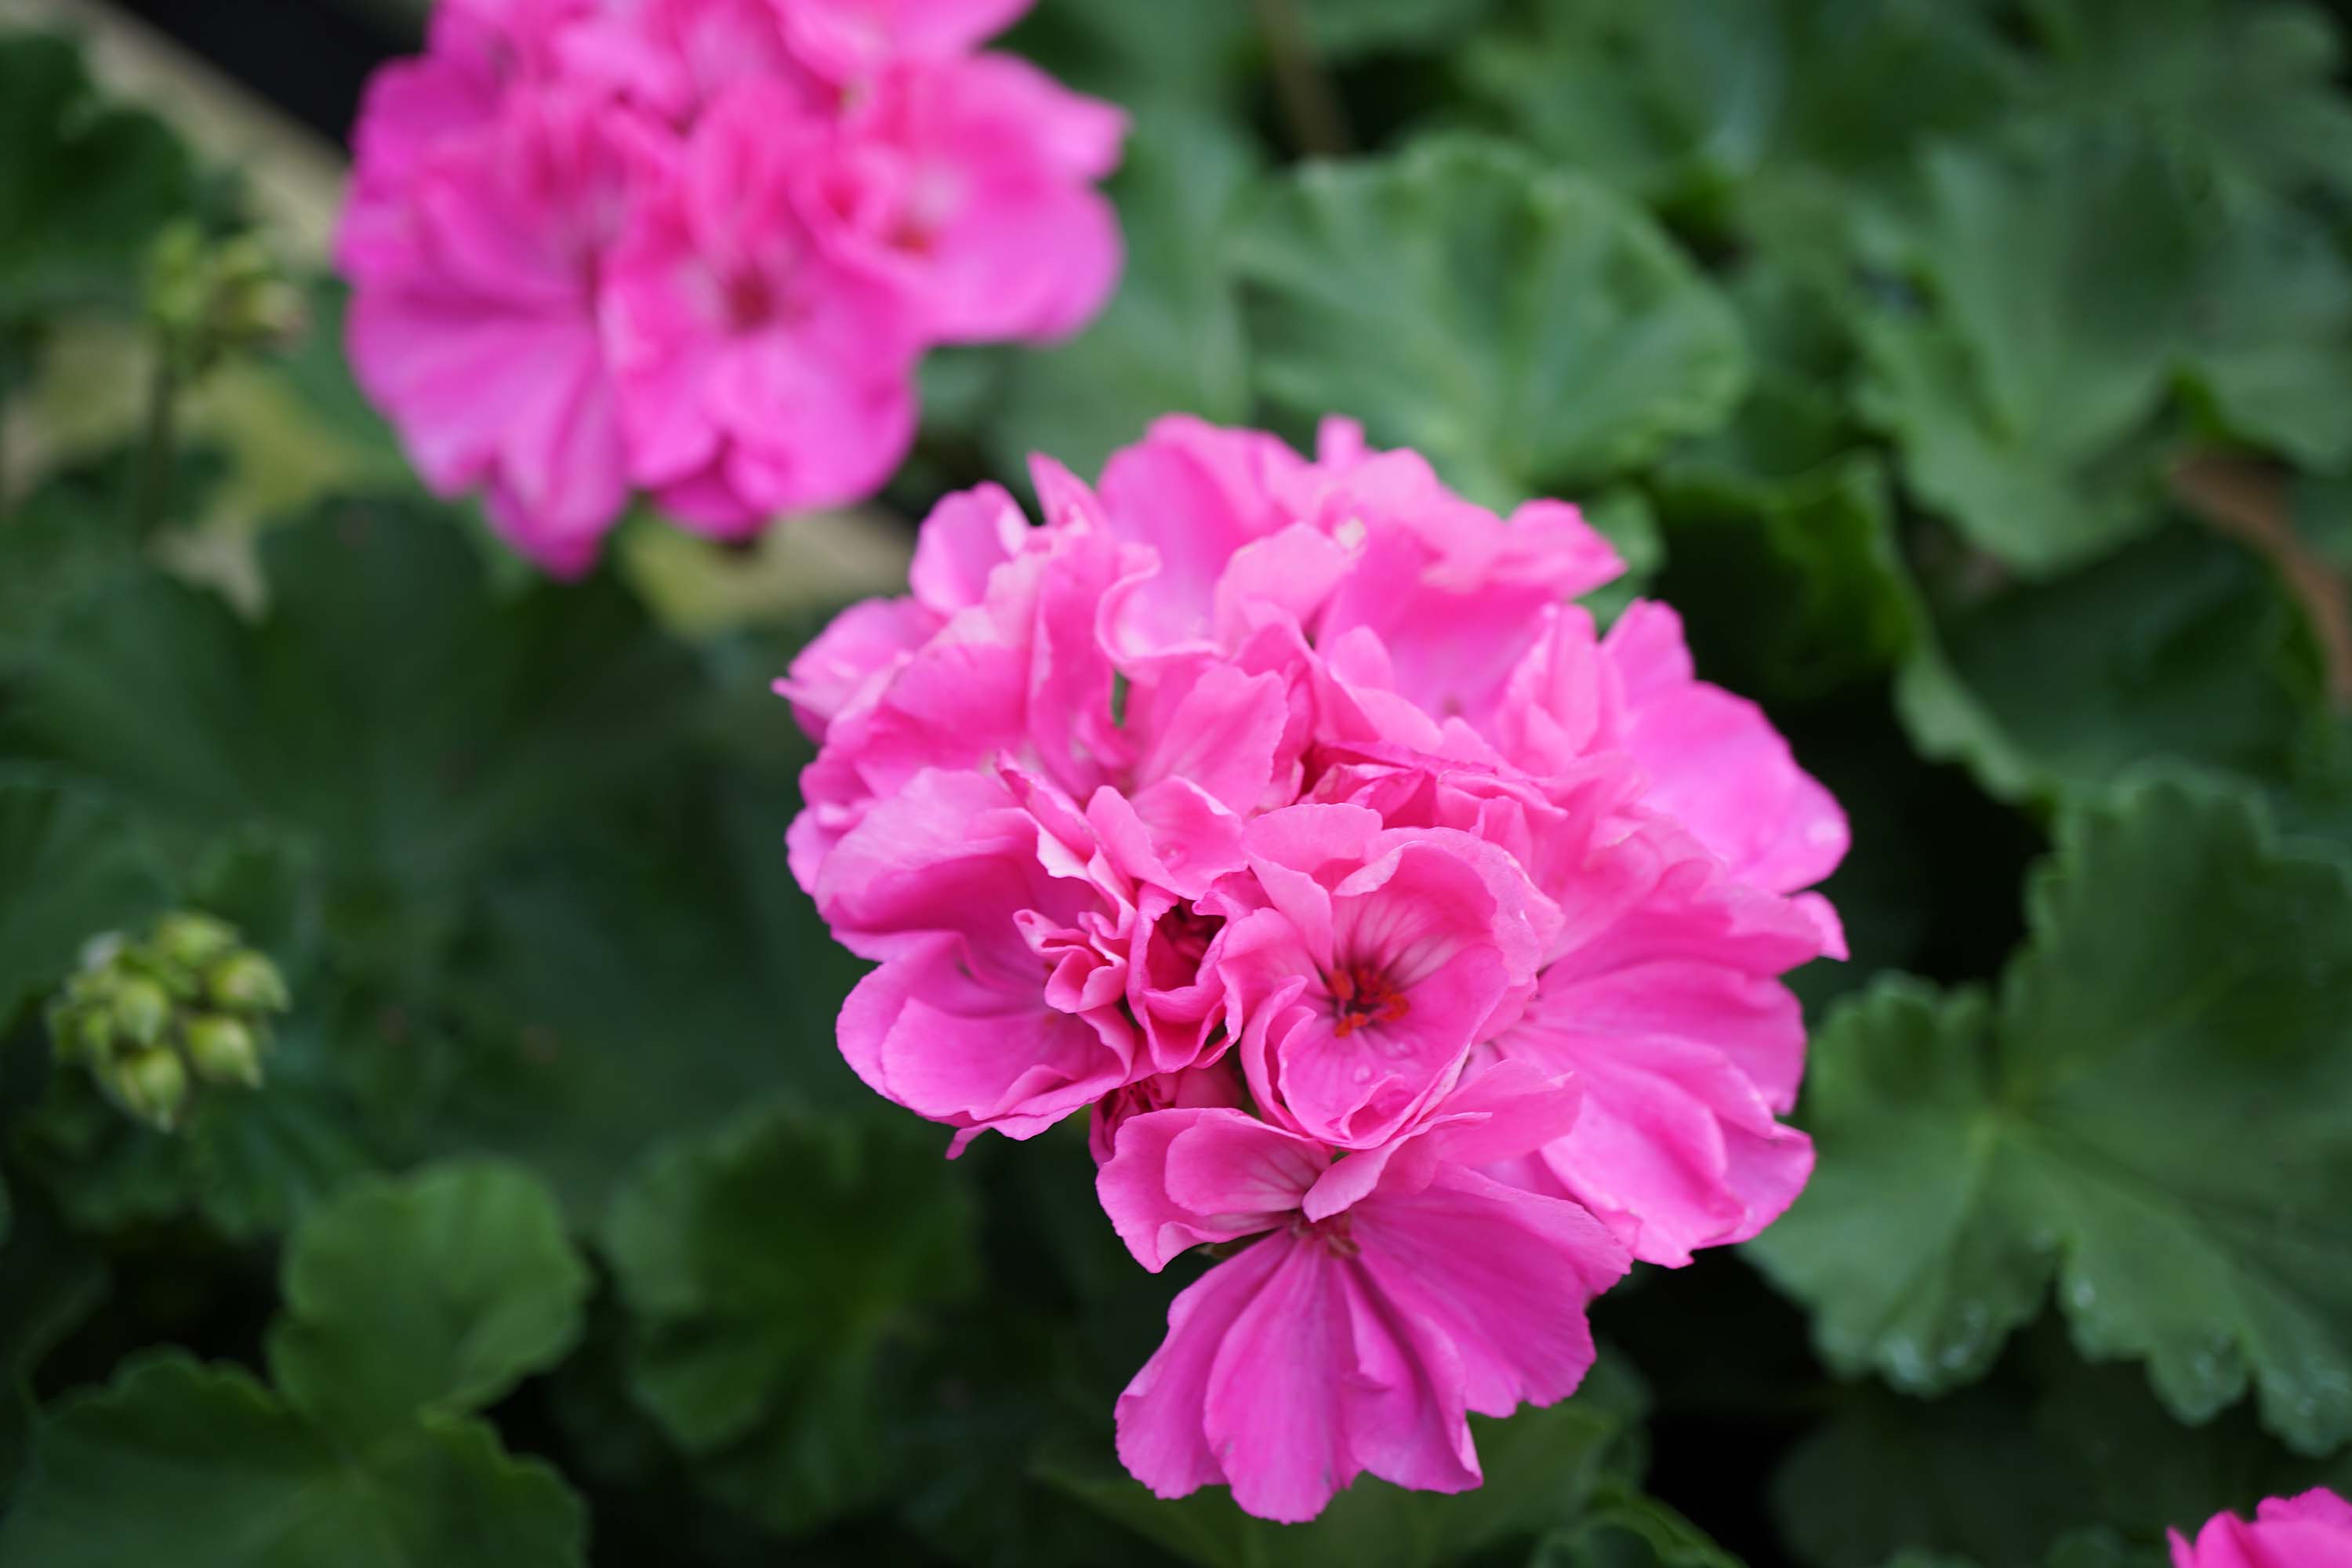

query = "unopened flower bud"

[
  {"left": 205, "top": 952, "right": 289, "bottom": 1014},
  {"left": 153, "top": 913, "right": 240, "bottom": 974},
  {"left": 183, "top": 1014, "right": 263, "bottom": 1087},
  {"left": 112, "top": 975, "right": 173, "bottom": 1048},
  {"left": 146, "top": 222, "right": 304, "bottom": 379},
  {"left": 67, "top": 1003, "right": 114, "bottom": 1063},
  {"left": 112, "top": 1047, "right": 190, "bottom": 1131}
]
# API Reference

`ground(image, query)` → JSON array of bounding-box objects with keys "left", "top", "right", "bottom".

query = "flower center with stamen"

[
  {"left": 723, "top": 268, "right": 780, "bottom": 330},
  {"left": 1330, "top": 964, "right": 1409, "bottom": 1039}
]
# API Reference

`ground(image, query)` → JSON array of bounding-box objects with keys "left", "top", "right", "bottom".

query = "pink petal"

[
  {"left": 1097, "top": 1107, "right": 1322, "bottom": 1270},
  {"left": 1604, "top": 602, "right": 1850, "bottom": 896},
  {"left": 1351, "top": 1167, "right": 1628, "bottom": 1417},
  {"left": 1115, "top": 1234, "right": 1292, "bottom": 1503}
]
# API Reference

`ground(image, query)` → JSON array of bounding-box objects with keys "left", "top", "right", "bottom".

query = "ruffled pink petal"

[
  {"left": 1201, "top": 1237, "right": 1356, "bottom": 1523},
  {"left": 1115, "top": 1234, "right": 1293, "bottom": 1504},
  {"left": 1349, "top": 1167, "right": 1629, "bottom": 1417},
  {"left": 910, "top": 481, "right": 1029, "bottom": 614},
  {"left": 1604, "top": 602, "right": 1849, "bottom": 897},
  {"left": 786, "top": 0, "right": 1034, "bottom": 80},
  {"left": 774, "top": 597, "right": 942, "bottom": 742},
  {"left": 1097, "top": 1107, "right": 1322, "bottom": 1269},
  {"left": 839, "top": 931, "right": 1131, "bottom": 1137}
]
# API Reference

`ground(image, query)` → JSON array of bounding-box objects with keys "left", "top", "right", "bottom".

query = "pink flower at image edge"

[{"left": 2172, "top": 1490, "right": 2352, "bottom": 1568}]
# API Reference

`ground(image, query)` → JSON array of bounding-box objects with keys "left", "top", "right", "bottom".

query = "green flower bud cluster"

[
  {"left": 45, "top": 912, "right": 291, "bottom": 1132},
  {"left": 145, "top": 221, "right": 305, "bottom": 381}
]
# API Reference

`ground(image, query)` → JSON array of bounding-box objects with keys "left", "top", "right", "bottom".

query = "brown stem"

[
  {"left": 2169, "top": 450, "right": 2352, "bottom": 713},
  {"left": 1250, "top": 0, "right": 1352, "bottom": 158}
]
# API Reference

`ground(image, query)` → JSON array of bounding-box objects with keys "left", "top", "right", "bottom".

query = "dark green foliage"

[{"left": 5, "top": 3, "right": 2352, "bottom": 1563}]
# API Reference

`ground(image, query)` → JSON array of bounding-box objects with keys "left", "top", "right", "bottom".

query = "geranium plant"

[{"left": 2, "top": 2, "right": 2351, "bottom": 1565}]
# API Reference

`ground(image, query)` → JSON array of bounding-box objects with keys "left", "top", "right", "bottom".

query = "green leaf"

[
  {"left": 2025, "top": 0, "right": 2352, "bottom": 203},
  {"left": 434, "top": 775, "right": 867, "bottom": 1216},
  {"left": 601, "top": 1103, "right": 981, "bottom": 1534},
  {"left": 0, "top": 1183, "right": 107, "bottom": 1506},
  {"left": 267, "top": 1161, "right": 589, "bottom": 1444},
  {"left": 1457, "top": 0, "right": 1781, "bottom": 216},
  {"left": 0, "top": 452, "right": 150, "bottom": 675},
  {"left": 1773, "top": 1384, "right": 2083, "bottom": 1568},
  {"left": 1004, "top": 0, "right": 1254, "bottom": 116},
  {"left": 0, "top": 775, "right": 169, "bottom": 1028},
  {"left": 0, "top": 32, "right": 196, "bottom": 321},
  {"left": 1751, "top": 774, "right": 2352, "bottom": 1452},
  {"left": 1236, "top": 135, "right": 1747, "bottom": 507},
  {"left": 1301, "top": 0, "right": 1497, "bottom": 58},
  {"left": 1460, "top": 0, "right": 2020, "bottom": 229},
  {"left": 1042, "top": 1353, "right": 1648, "bottom": 1568},
  {"left": 2041, "top": 1532, "right": 2170, "bottom": 1568},
  {"left": 2176, "top": 194, "right": 2352, "bottom": 472},
  {"left": 2029, "top": 1346, "right": 2352, "bottom": 1543},
  {"left": 0, "top": 1353, "right": 584, "bottom": 1568},
  {"left": 1533, "top": 1492, "right": 1743, "bottom": 1568},
  {"left": 989, "top": 109, "right": 1258, "bottom": 487},
  {"left": 1893, "top": 527, "right": 2320, "bottom": 806},
  {"left": 5, "top": 499, "right": 699, "bottom": 982},
  {"left": 19, "top": 1011, "right": 378, "bottom": 1241},
  {"left": 1857, "top": 133, "right": 2204, "bottom": 574},
  {"left": 1656, "top": 452, "right": 1919, "bottom": 698}
]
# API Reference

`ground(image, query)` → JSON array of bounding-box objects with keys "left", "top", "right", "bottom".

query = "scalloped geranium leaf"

[
  {"left": 0, "top": 450, "right": 162, "bottom": 676},
  {"left": 1857, "top": 133, "right": 2202, "bottom": 575},
  {"left": 267, "top": 1161, "right": 589, "bottom": 1445},
  {"left": 0, "top": 776, "right": 169, "bottom": 1029},
  {"left": 1893, "top": 527, "right": 2320, "bottom": 807},
  {"left": 1236, "top": 135, "right": 1747, "bottom": 506},
  {"left": 0, "top": 1354, "right": 584, "bottom": 1568},
  {"left": 2176, "top": 196, "right": 2352, "bottom": 473},
  {"left": 1656, "top": 452, "right": 1919, "bottom": 698},
  {"left": 2026, "top": 0, "right": 2352, "bottom": 203},
  {"left": 0, "top": 33, "right": 196, "bottom": 321},
  {"left": 432, "top": 779, "right": 869, "bottom": 1216},
  {"left": 4, "top": 500, "right": 699, "bottom": 978},
  {"left": 1459, "top": 0, "right": 2019, "bottom": 226},
  {"left": 1751, "top": 775, "right": 2352, "bottom": 1453},
  {"left": 601, "top": 1104, "right": 979, "bottom": 1534}
]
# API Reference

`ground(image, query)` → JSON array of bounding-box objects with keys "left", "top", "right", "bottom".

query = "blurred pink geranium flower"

[
  {"left": 601, "top": 83, "right": 920, "bottom": 534},
  {"left": 336, "top": 0, "right": 1122, "bottom": 574},
  {"left": 343, "top": 88, "right": 664, "bottom": 575}
]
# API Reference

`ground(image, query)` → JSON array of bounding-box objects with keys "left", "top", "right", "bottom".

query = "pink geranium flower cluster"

[
  {"left": 783, "top": 418, "right": 1849, "bottom": 1522},
  {"left": 336, "top": 0, "right": 1123, "bottom": 575},
  {"left": 2174, "top": 1490, "right": 2352, "bottom": 1568}
]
